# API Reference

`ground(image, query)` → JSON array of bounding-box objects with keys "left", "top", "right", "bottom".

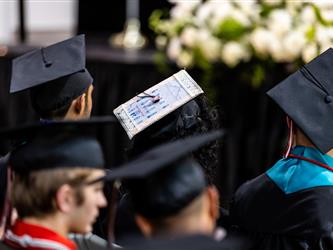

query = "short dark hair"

[{"left": 35, "top": 102, "right": 72, "bottom": 120}]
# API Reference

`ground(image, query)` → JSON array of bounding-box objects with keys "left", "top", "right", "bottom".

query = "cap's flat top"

[
  {"left": 10, "top": 34, "right": 86, "bottom": 93},
  {"left": 113, "top": 70, "right": 204, "bottom": 139}
]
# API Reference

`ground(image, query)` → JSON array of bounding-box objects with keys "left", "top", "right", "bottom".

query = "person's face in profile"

[{"left": 68, "top": 169, "right": 107, "bottom": 233}]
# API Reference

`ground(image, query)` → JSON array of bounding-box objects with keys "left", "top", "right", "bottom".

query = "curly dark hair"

[{"left": 128, "top": 95, "right": 221, "bottom": 185}]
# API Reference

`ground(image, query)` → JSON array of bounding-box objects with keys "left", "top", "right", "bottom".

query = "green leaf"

[
  {"left": 251, "top": 64, "right": 265, "bottom": 88},
  {"left": 215, "top": 17, "right": 247, "bottom": 41},
  {"left": 153, "top": 52, "right": 171, "bottom": 74},
  {"left": 312, "top": 4, "right": 333, "bottom": 26},
  {"left": 305, "top": 26, "right": 316, "bottom": 41},
  {"left": 192, "top": 48, "right": 212, "bottom": 71},
  {"left": 149, "top": 9, "right": 170, "bottom": 33}
]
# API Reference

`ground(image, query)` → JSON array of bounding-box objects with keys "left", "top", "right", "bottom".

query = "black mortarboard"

[
  {"left": 0, "top": 117, "right": 116, "bottom": 175},
  {"left": 10, "top": 34, "right": 93, "bottom": 114},
  {"left": 105, "top": 130, "right": 223, "bottom": 218},
  {"left": 267, "top": 48, "right": 333, "bottom": 153}
]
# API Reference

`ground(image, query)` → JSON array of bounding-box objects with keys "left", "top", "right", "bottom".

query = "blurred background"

[{"left": 1, "top": 0, "right": 333, "bottom": 205}]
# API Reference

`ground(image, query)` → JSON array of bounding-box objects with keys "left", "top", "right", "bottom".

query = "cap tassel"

[
  {"left": 137, "top": 92, "right": 160, "bottom": 103},
  {"left": 283, "top": 116, "right": 294, "bottom": 158},
  {"left": 0, "top": 165, "right": 13, "bottom": 240},
  {"left": 41, "top": 48, "right": 52, "bottom": 67}
]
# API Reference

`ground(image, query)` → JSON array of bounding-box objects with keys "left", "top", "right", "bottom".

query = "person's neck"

[
  {"left": 152, "top": 212, "right": 213, "bottom": 238},
  {"left": 23, "top": 214, "right": 69, "bottom": 237},
  {"left": 295, "top": 130, "right": 333, "bottom": 157}
]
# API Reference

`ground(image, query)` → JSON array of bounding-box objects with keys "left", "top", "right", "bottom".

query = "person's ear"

[
  {"left": 206, "top": 185, "right": 220, "bottom": 221},
  {"left": 135, "top": 214, "right": 153, "bottom": 238},
  {"left": 74, "top": 94, "right": 86, "bottom": 115},
  {"left": 55, "top": 184, "right": 76, "bottom": 213}
]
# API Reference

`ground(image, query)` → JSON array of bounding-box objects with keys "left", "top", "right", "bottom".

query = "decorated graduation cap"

[
  {"left": 0, "top": 117, "right": 116, "bottom": 175},
  {"left": 10, "top": 34, "right": 93, "bottom": 115},
  {"left": 113, "top": 70, "right": 204, "bottom": 140},
  {"left": 267, "top": 48, "right": 333, "bottom": 153},
  {"left": 105, "top": 130, "right": 224, "bottom": 219}
]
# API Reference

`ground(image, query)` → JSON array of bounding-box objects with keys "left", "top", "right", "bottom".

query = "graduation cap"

[
  {"left": 104, "top": 130, "right": 224, "bottom": 219},
  {"left": 113, "top": 70, "right": 204, "bottom": 140},
  {"left": 0, "top": 117, "right": 117, "bottom": 175},
  {"left": 267, "top": 48, "right": 333, "bottom": 153},
  {"left": 10, "top": 34, "right": 93, "bottom": 114}
]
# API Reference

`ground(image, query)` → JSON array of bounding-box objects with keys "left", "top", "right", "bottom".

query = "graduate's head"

[
  {"left": 12, "top": 167, "right": 106, "bottom": 234},
  {"left": 129, "top": 96, "right": 220, "bottom": 185},
  {"left": 105, "top": 130, "right": 223, "bottom": 238},
  {"left": 3, "top": 118, "right": 116, "bottom": 234},
  {"left": 10, "top": 35, "right": 94, "bottom": 120},
  {"left": 128, "top": 158, "right": 220, "bottom": 238},
  {"left": 267, "top": 48, "right": 333, "bottom": 154},
  {"left": 115, "top": 70, "right": 220, "bottom": 185}
]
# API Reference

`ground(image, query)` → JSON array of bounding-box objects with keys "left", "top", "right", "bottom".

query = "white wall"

[
  {"left": 26, "top": 0, "right": 77, "bottom": 32},
  {"left": 0, "top": 0, "right": 77, "bottom": 45},
  {"left": 0, "top": 1, "right": 18, "bottom": 44}
]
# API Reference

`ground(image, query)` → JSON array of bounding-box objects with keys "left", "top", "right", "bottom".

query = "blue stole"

[{"left": 267, "top": 146, "right": 333, "bottom": 194}]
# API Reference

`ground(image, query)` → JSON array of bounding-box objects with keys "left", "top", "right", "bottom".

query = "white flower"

[
  {"left": 196, "top": 28, "right": 211, "bottom": 43},
  {"left": 167, "top": 37, "right": 182, "bottom": 60},
  {"left": 300, "top": 5, "right": 316, "bottom": 24},
  {"left": 177, "top": 49, "right": 194, "bottom": 67},
  {"left": 153, "top": 0, "right": 333, "bottom": 66},
  {"left": 321, "top": 10, "right": 333, "bottom": 22},
  {"left": 221, "top": 41, "right": 250, "bottom": 67},
  {"left": 155, "top": 35, "right": 168, "bottom": 50},
  {"left": 267, "top": 9, "right": 292, "bottom": 37},
  {"left": 180, "top": 26, "right": 198, "bottom": 48},
  {"left": 285, "top": 1, "right": 303, "bottom": 15},
  {"left": 196, "top": 1, "right": 215, "bottom": 25},
  {"left": 309, "top": 0, "right": 333, "bottom": 9},
  {"left": 235, "top": 1, "right": 261, "bottom": 22},
  {"left": 316, "top": 25, "right": 332, "bottom": 46},
  {"left": 195, "top": 28, "right": 221, "bottom": 61},
  {"left": 302, "top": 43, "right": 318, "bottom": 63},
  {"left": 250, "top": 28, "right": 275, "bottom": 57},
  {"left": 268, "top": 38, "right": 287, "bottom": 62},
  {"left": 229, "top": 9, "right": 251, "bottom": 27},
  {"left": 198, "top": 36, "right": 221, "bottom": 61},
  {"left": 262, "top": 0, "right": 283, "bottom": 6},
  {"left": 282, "top": 30, "right": 307, "bottom": 60},
  {"left": 209, "top": 4, "right": 251, "bottom": 29},
  {"left": 170, "top": 1, "right": 201, "bottom": 20},
  {"left": 319, "top": 42, "right": 333, "bottom": 54},
  {"left": 208, "top": 2, "right": 233, "bottom": 28}
]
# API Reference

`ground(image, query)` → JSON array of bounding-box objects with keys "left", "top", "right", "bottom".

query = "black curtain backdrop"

[
  {"left": 0, "top": 44, "right": 287, "bottom": 204},
  {"left": 77, "top": 1, "right": 172, "bottom": 45}
]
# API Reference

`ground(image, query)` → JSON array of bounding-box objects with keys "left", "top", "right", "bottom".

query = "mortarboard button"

[
  {"left": 41, "top": 48, "right": 53, "bottom": 68},
  {"left": 10, "top": 35, "right": 93, "bottom": 115},
  {"left": 325, "top": 95, "right": 333, "bottom": 103},
  {"left": 267, "top": 48, "right": 333, "bottom": 153}
]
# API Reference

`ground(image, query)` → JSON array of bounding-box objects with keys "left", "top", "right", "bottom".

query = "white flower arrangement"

[{"left": 150, "top": 0, "right": 333, "bottom": 70}]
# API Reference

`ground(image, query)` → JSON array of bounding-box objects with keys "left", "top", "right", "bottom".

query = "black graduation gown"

[
  {"left": 122, "top": 233, "right": 253, "bottom": 250},
  {"left": 230, "top": 173, "right": 333, "bottom": 250}
]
